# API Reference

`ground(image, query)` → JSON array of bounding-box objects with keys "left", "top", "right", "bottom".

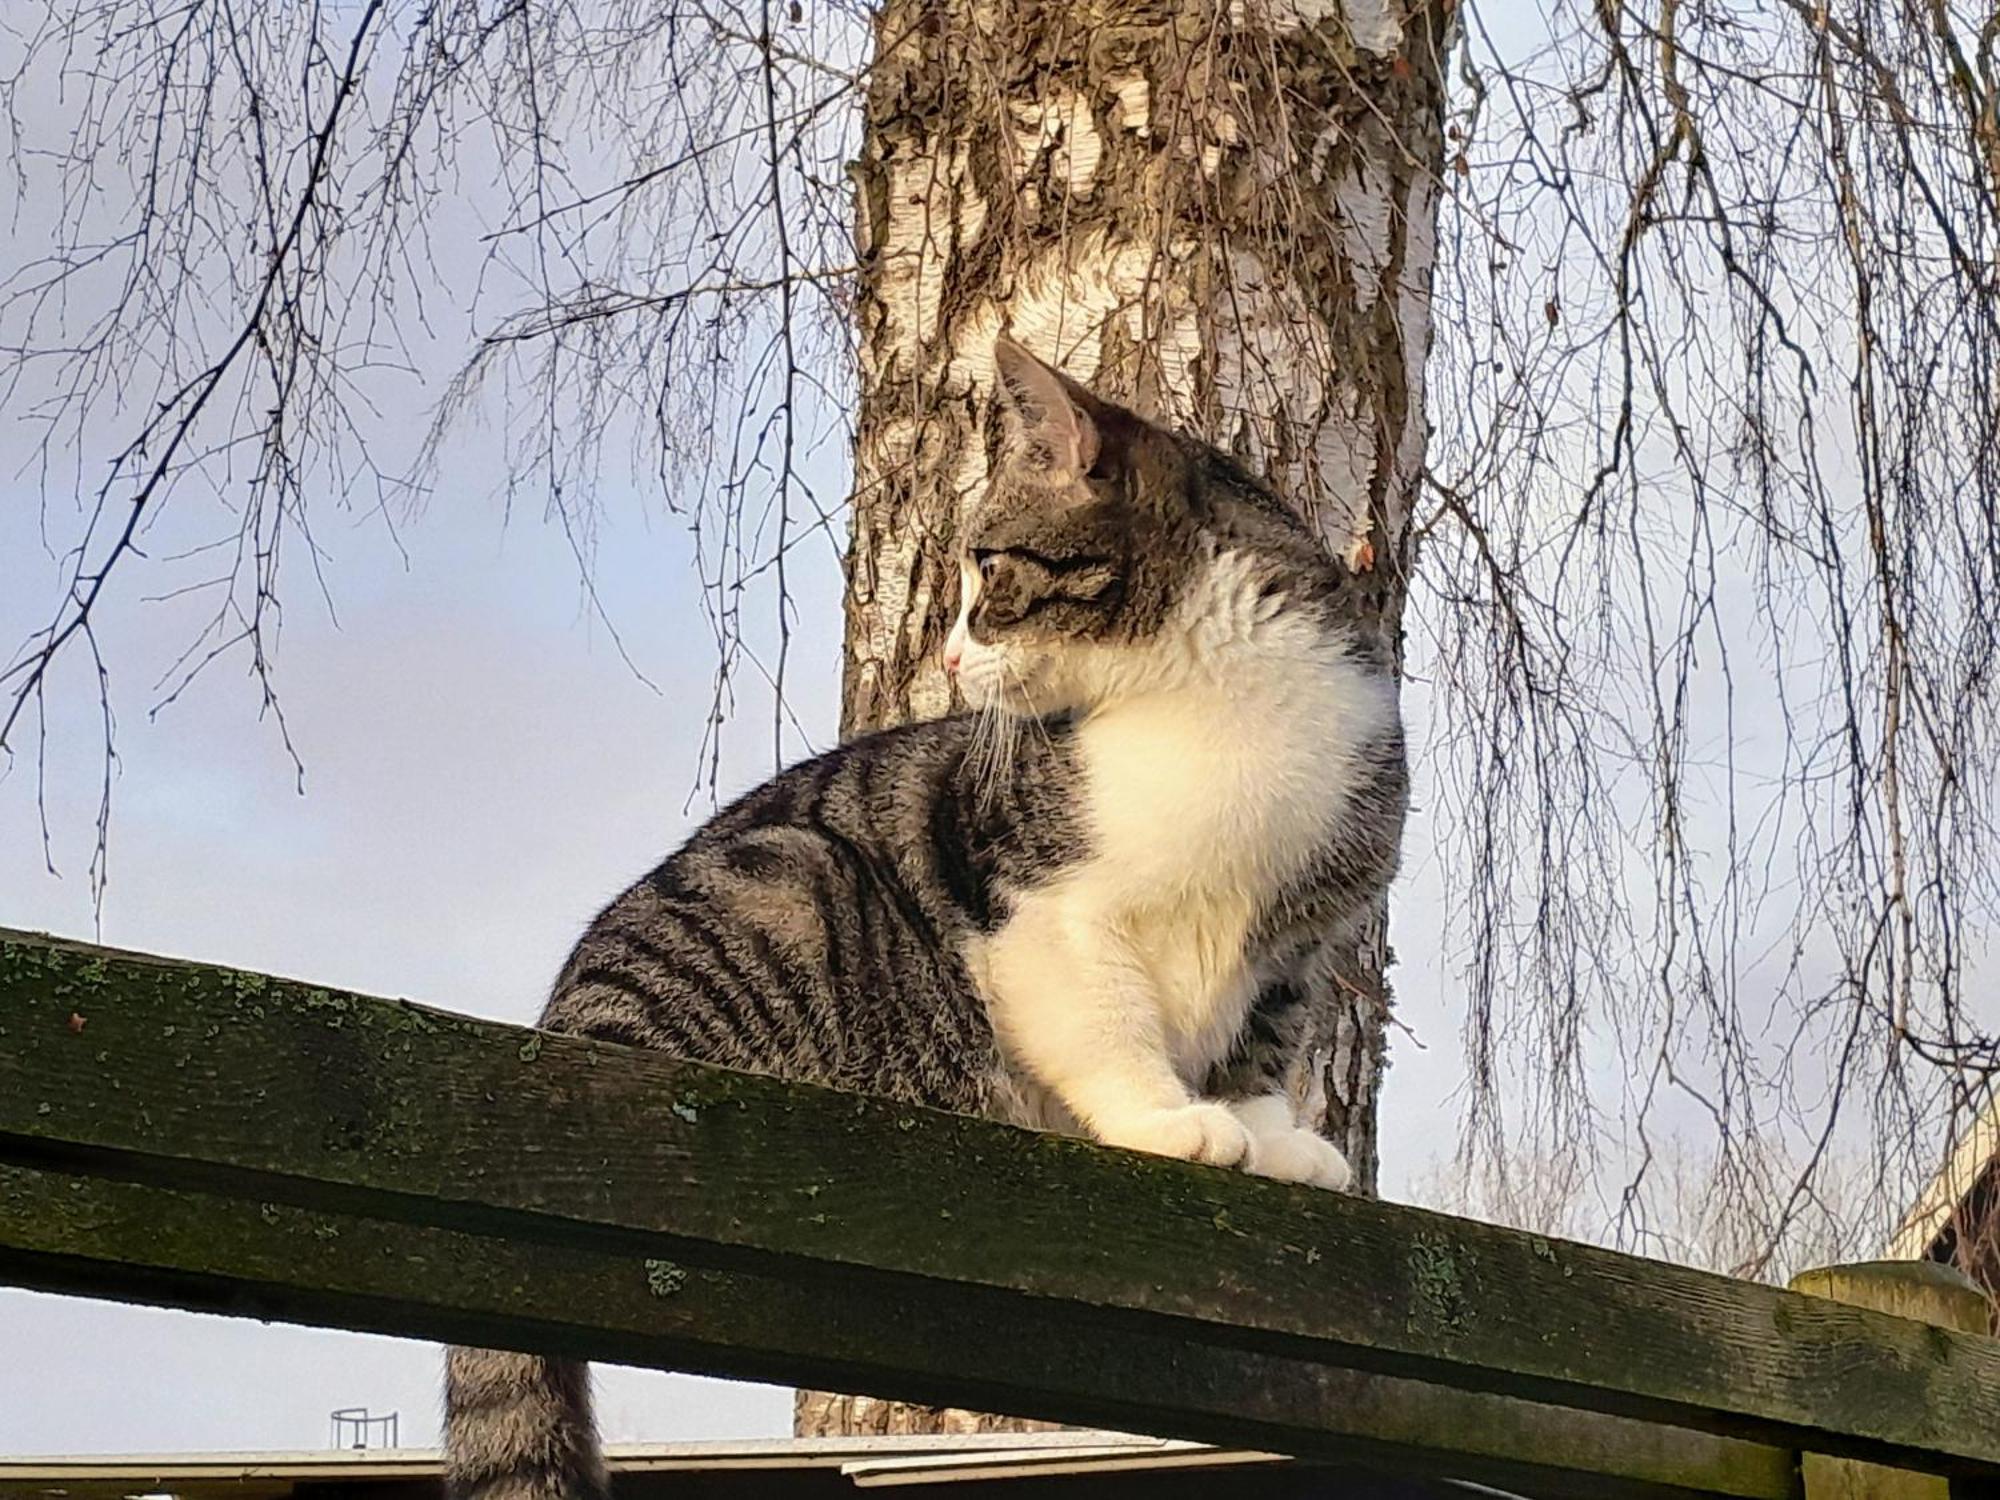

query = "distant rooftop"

[
  {"left": 1889, "top": 1090, "right": 2000, "bottom": 1315},
  {"left": 0, "top": 1434, "right": 1494, "bottom": 1499},
  {"left": 0, "top": 1434, "right": 1280, "bottom": 1495}
]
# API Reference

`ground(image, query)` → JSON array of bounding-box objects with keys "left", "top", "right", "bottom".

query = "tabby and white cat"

[{"left": 444, "top": 339, "right": 1407, "bottom": 1500}]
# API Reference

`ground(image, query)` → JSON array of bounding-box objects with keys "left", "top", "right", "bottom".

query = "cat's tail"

[{"left": 445, "top": 1347, "right": 610, "bottom": 1500}]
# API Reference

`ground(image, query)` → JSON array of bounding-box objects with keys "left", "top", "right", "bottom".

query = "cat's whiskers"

[
  {"left": 1002, "top": 661, "right": 1059, "bottom": 761},
  {"left": 990, "top": 706, "right": 1022, "bottom": 809},
  {"left": 964, "top": 687, "right": 1015, "bottom": 813}
]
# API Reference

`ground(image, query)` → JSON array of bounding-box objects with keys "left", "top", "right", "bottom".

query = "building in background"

[{"left": 1891, "top": 1093, "right": 2000, "bottom": 1326}]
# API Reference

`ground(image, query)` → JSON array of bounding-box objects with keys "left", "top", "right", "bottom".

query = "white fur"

[
  {"left": 1230, "top": 1092, "right": 1353, "bottom": 1190},
  {"left": 954, "top": 549, "right": 1388, "bottom": 1190}
]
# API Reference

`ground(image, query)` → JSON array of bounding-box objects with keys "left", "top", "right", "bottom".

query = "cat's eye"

[{"left": 974, "top": 551, "right": 1003, "bottom": 583}]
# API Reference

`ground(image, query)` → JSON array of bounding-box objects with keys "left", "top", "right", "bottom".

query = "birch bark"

[{"left": 801, "top": 0, "right": 1450, "bottom": 1437}]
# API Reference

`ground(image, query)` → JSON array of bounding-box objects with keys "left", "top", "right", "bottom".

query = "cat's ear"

[{"left": 993, "top": 337, "right": 1100, "bottom": 482}]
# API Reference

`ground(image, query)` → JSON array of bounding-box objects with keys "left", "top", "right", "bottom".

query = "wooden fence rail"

[{"left": 2, "top": 928, "right": 1997, "bottom": 1499}]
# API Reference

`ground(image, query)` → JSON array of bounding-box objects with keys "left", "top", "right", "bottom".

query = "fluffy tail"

[{"left": 444, "top": 1348, "right": 609, "bottom": 1500}]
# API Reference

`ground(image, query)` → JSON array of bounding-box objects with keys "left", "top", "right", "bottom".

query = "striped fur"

[
  {"left": 444, "top": 340, "right": 1407, "bottom": 1500},
  {"left": 445, "top": 1351, "right": 607, "bottom": 1500}
]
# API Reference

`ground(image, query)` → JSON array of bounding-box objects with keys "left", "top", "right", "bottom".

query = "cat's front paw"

[
  {"left": 1246, "top": 1125, "right": 1353, "bottom": 1192},
  {"left": 1100, "top": 1102, "right": 1253, "bottom": 1169}
]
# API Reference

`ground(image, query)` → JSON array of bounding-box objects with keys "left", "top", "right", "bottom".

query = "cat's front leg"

[
  {"left": 982, "top": 891, "right": 1252, "bottom": 1169},
  {"left": 1227, "top": 1093, "right": 1353, "bottom": 1191},
  {"left": 1205, "top": 976, "right": 1354, "bottom": 1191}
]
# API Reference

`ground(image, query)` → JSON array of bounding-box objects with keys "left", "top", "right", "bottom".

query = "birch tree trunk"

[{"left": 798, "top": 0, "right": 1451, "bottom": 1439}]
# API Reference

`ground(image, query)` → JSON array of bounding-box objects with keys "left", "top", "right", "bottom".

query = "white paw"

[
  {"left": 1101, "top": 1102, "right": 1253, "bottom": 1169},
  {"left": 1245, "top": 1125, "right": 1353, "bottom": 1192}
]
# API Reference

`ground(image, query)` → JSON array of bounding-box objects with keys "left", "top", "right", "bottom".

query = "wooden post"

[{"left": 1788, "top": 1260, "right": 1991, "bottom": 1500}]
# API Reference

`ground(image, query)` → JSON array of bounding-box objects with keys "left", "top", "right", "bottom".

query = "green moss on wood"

[{"left": 1407, "top": 1232, "right": 1477, "bottom": 1342}]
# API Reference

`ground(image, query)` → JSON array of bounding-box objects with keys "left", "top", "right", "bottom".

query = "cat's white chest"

[{"left": 1066, "top": 625, "right": 1389, "bottom": 1070}]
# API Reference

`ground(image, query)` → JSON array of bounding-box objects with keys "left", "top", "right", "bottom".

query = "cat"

[{"left": 444, "top": 338, "right": 1408, "bottom": 1500}]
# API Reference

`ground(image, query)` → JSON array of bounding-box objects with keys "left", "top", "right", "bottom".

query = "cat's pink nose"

[{"left": 943, "top": 641, "right": 963, "bottom": 674}]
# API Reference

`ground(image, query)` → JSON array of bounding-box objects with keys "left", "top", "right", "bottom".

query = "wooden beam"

[
  {"left": 1787, "top": 1262, "right": 1993, "bottom": 1500},
  {"left": 0, "top": 1162, "right": 1793, "bottom": 1500},
  {"left": 3, "top": 929, "right": 1998, "bottom": 1477}
]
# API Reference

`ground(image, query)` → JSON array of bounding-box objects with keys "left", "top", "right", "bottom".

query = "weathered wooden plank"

[
  {"left": 3, "top": 928, "right": 1998, "bottom": 1474},
  {"left": 0, "top": 1163, "right": 1794, "bottom": 1500},
  {"left": 1788, "top": 1262, "right": 1994, "bottom": 1500}
]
